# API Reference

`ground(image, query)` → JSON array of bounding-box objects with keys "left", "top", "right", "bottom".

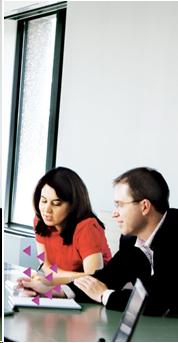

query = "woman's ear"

[{"left": 140, "top": 199, "right": 151, "bottom": 215}]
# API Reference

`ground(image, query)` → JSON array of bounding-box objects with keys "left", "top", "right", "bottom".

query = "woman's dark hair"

[
  {"left": 33, "top": 166, "right": 105, "bottom": 244},
  {"left": 114, "top": 167, "right": 170, "bottom": 214}
]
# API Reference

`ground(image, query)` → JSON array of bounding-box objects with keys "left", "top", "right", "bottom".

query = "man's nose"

[{"left": 112, "top": 208, "right": 120, "bottom": 218}]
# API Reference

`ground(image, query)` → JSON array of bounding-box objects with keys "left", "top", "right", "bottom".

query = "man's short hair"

[{"left": 114, "top": 167, "right": 170, "bottom": 214}]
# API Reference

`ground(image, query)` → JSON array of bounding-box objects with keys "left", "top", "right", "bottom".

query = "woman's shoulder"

[
  {"left": 73, "top": 217, "right": 110, "bottom": 257},
  {"left": 75, "top": 217, "right": 103, "bottom": 233}
]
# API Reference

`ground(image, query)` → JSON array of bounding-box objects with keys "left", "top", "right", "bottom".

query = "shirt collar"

[{"left": 136, "top": 211, "right": 167, "bottom": 248}]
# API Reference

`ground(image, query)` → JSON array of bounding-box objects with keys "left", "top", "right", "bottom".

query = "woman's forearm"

[
  {"left": 51, "top": 270, "right": 88, "bottom": 285},
  {"left": 41, "top": 263, "right": 87, "bottom": 284}
]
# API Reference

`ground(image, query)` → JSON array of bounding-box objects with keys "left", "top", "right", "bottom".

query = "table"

[{"left": 4, "top": 264, "right": 178, "bottom": 342}]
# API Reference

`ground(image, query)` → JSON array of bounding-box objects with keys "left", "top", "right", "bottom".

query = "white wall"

[
  {"left": 57, "top": 1, "right": 178, "bottom": 213},
  {"left": 4, "top": 232, "right": 38, "bottom": 268},
  {"left": 0, "top": 1, "right": 2, "bottom": 208},
  {"left": 3, "top": 1, "right": 41, "bottom": 264},
  {"left": 4, "top": 1, "right": 178, "bottom": 259},
  {"left": 4, "top": 1, "right": 37, "bottom": 14},
  {"left": 3, "top": 19, "right": 17, "bottom": 197}
]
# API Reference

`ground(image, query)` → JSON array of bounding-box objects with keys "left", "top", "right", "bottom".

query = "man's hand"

[{"left": 74, "top": 275, "right": 108, "bottom": 302}]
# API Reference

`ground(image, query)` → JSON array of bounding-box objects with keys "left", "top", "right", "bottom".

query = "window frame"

[{"left": 4, "top": 2, "right": 67, "bottom": 236}]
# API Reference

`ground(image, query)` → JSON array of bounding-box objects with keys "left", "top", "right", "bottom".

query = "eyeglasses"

[{"left": 114, "top": 200, "right": 141, "bottom": 209}]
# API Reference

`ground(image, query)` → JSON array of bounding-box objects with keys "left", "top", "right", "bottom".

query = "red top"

[{"left": 34, "top": 217, "right": 112, "bottom": 271}]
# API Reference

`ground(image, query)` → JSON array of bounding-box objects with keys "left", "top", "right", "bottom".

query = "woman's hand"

[
  {"left": 17, "top": 276, "right": 52, "bottom": 296},
  {"left": 17, "top": 276, "right": 66, "bottom": 298},
  {"left": 17, "top": 277, "right": 37, "bottom": 297}
]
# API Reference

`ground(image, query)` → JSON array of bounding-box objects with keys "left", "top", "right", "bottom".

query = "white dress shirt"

[{"left": 135, "top": 212, "right": 167, "bottom": 275}]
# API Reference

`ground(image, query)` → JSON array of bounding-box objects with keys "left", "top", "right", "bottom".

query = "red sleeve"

[
  {"left": 74, "top": 219, "right": 106, "bottom": 259},
  {"left": 35, "top": 234, "right": 45, "bottom": 244}
]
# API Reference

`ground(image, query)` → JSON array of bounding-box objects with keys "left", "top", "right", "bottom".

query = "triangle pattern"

[
  {"left": 44, "top": 289, "right": 53, "bottom": 299},
  {"left": 53, "top": 285, "right": 61, "bottom": 293},
  {"left": 37, "top": 251, "right": 45, "bottom": 262},
  {"left": 50, "top": 264, "right": 58, "bottom": 273},
  {"left": 32, "top": 295, "right": 40, "bottom": 305},
  {"left": 23, "top": 267, "right": 31, "bottom": 278},
  {"left": 45, "top": 272, "right": 53, "bottom": 282},
  {"left": 23, "top": 245, "right": 31, "bottom": 256}
]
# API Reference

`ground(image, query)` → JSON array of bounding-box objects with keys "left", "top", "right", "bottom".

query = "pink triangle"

[
  {"left": 32, "top": 295, "right": 40, "bottom": 305},
  {"left": 23, "top": 245, "right": 31, "bottom": 256},
  {"left": 37, "top": 252, "right": 45, "bottom": 262},
  {"left": 53, "top": 285, "right": 61, "bottom": 293},
  {"left": 45, "top": 272, "right": 53, "bottom": 282},
  {"left": 50, "top": 264, "right": 58, "bottom": 273},
  {"left": 23, "top": 267, "right": 31, "bottom": 277},
  {"left": 44, "top": 289, "right": 53, "bottom": 299}
]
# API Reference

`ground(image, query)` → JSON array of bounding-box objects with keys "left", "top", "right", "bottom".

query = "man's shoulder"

[
  {"left": 166, "top": 208, "right": 178, "bottom": 219},
  {"left": 152, "top": 208, "right": 178, "bottom": 248},
  {"left": 163, "top": 208, "right": 178, "bottom": 229},
  {"left": 119, "top": 235, "right": 136, "bottom": 249}
]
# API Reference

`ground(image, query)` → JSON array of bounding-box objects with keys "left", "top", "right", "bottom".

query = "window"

[{"left": 4, "top": 2, "right": 67, "bottom": 235}]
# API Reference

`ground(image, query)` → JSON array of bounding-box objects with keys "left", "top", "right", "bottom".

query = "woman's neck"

[{"left": 54, "top": 225, "right": 62, "bottom": 233}]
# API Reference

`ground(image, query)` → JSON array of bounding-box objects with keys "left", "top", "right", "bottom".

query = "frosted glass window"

[{"left": 11, "top": 15, "right": 56, "bottom": 225}]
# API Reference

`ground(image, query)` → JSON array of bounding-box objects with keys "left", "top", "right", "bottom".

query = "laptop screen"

[{"left": 112, "top": 278, "right": 147, "bottom": 342}]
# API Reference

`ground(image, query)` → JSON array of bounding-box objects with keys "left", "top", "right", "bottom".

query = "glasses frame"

[{"left": 114, "top": 200, "right": 142, "bottom": 210}]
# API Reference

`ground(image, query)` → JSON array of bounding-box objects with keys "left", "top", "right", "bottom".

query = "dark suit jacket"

[{"left": 71, "top": 208, "right": 178, "bottom": 316}]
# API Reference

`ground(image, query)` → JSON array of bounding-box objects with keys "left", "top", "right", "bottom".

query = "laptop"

[
  {"left": 112, "top": 278, "right": 147, "bottom": 342},
  {"left": 98, "top": 278, "right": 147, "bottom": 342}
]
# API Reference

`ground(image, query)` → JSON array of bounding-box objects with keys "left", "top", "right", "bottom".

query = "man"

[
  {"left": 21, "top": 167, "right": 178, "bottom": 316},
  {"left": 72, "top": 167, "right": 178, "bottom": 316}
]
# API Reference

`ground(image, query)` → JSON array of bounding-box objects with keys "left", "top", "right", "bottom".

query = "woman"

[{"left": 32, "top": 166, "right": 111, "bottom": 283}]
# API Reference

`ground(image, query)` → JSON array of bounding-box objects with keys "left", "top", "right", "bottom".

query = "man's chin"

[{"left": 120, "top": 227, "right": 128, "bottom": 236}]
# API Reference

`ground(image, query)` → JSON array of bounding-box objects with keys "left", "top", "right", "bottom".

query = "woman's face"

[{"left": 39, "top": 184, "right": 70, "bottom": 230}]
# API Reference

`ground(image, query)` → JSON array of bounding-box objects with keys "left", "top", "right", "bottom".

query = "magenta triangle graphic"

[
  {"left": 53, "top": 285, "right": 61, "bottom": 293},
  {"left": 23, "top": 267, "right": 31, "bottom": 277},
  {"left": 44, "top": 289, "right": 53, "bottom": 299},
  {"left": 45, "top": 272, "right": 53, "bottom": 282},
  {"left": 37, "top": 251, "right": 45, "bottom": 262},
  {"left": 32, "top": 295, "right": 40, "bottom": 305},
  {"left": 50, "top": 264, "right": 58, "bottom": 273},
  {"left": 23, "top": 245, "right": 31, "bottom": 256}
]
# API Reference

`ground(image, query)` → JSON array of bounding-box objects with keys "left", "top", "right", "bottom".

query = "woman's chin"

[{"left": 43, "top": 218, "right": 54, "bottom": 226}]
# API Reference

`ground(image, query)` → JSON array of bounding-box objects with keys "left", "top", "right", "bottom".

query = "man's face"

[{"left": 112, "top": 182, "right": 147, "bottom": 236}]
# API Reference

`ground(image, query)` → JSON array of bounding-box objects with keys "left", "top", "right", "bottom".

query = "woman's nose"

[{"left": 44, "top": 203, "right": 52, "bottom": 213}]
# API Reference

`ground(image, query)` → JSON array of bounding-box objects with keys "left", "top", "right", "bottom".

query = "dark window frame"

[{"left": 4, "top": 2, "right": 67, "bottom": 236}]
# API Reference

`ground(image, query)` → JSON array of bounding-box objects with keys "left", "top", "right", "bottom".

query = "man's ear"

[{"left": 140, "top": 199, "right": 151, "bottom": 215}]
